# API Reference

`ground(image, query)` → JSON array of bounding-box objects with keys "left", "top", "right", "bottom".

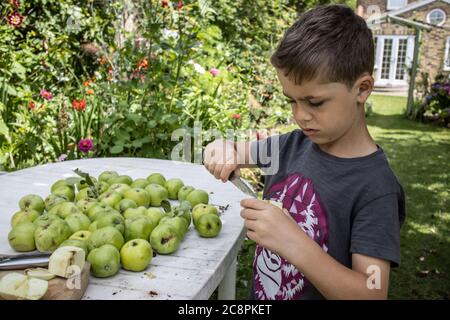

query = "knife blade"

[
  {"left": 228, "top": 171, "right": 257, "bottom": 198},
  {"left": 0, "top": 252, "right": 51, "bottom": 270}
]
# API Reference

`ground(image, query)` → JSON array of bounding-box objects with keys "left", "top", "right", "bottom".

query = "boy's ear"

[{"left": 354, "top": 73, "right": 374, "bottom": 104}]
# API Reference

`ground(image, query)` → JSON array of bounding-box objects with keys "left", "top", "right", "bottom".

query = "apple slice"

[
  {"left": 48, "top": 246, "right": 85, "bottom": 278},
  {"left": 24, "top": 268, "right": 56, "bottom": 281},
  {"left": 0, "top": 273, "right": 48, "bottom": 300}
]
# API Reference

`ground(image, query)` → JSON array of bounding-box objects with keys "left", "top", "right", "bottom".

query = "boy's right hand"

[{"left": 203, "top": 139, "right": 240, "bottom": 183}]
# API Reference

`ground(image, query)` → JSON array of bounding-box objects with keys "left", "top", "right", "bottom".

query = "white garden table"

[{"left": 0, "top": 157, "right": 248, "bottom": 300}]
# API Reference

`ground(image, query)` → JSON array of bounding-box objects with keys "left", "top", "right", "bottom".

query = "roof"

[{"left": 366, "top": 0, "right": 450, "bottom": 26}]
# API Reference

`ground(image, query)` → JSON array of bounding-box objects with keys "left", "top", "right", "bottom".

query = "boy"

[{"left": 203, "top": 5, "right": 405, "bottom": 300}]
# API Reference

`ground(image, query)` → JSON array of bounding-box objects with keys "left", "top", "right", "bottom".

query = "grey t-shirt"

[{"left": 249, "top": 129, "right": 405, "bottom": 300}]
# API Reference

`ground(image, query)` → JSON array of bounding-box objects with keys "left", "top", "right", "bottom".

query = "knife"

[
  {"left": 0, "top": 252, "right": 51, "bottom": 270},
  {"left": 228, "top": 171, "right": 257, "bottom": 198}
]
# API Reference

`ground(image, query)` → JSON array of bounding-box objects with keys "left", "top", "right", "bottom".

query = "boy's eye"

[{"left": 308, "top": 101, "right": 324, "bottom": 107}]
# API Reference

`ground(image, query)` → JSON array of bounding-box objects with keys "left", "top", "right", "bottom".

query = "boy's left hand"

[{"left": 240, "top": 198, "right": 307, "bottom": 256}]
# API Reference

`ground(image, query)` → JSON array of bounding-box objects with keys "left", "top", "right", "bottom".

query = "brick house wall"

[{"left": 356, "top": 0, "right": 450, "bottom": 87}]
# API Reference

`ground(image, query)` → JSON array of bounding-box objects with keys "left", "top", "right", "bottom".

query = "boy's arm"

[
  {"left": 241, "top": 199, "right": 392, "bottom": 300},
  {"left": 284, "top": 234, "right": 391, "bottom": 299},
  {"left": 203, "top": 140, "right": 258, "bottom": 182}
]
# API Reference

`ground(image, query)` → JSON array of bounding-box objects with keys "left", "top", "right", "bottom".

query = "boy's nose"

[{"left": 292, "top": 104, "right": 313, "bottom": 122}]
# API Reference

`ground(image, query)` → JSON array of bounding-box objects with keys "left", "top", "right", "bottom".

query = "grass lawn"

[{"left": 235, "top": 94, "right": 450, "bottom": 300}]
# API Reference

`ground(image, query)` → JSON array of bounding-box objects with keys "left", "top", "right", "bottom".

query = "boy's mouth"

[{"left": 302, "top": 128, "right": 319, "bottom": 136}]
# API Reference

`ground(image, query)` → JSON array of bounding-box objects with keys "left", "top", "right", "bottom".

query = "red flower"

[
  {"left": 137, "top": 58, "right": 148, "bottom": 70},
  {"left": 72, "top": 99, "right": 86, "bottom": 112},
  {"left": 40, "top": 89, "right": 53, "bottom": 101},
  {"left": 83, "top": 79, "right": 92, "bottom": 87},
  {"left": 7, "top": 12, "right": 24, "bottom": 27},
  {"left": 231, "top": 114, "right": 241, "bottom": 120},
  {"left": 78, "top": 139, "right": 94, "bottom": 153},
  {"left": 28, "top": 101, "right": 36, "bottom": 110},
  {"left": 161, "top": 0, "right": 169, "bottom": 8},
  {"left": 86, "top": 88, "right": 94, "bottom": 95},
  {"left": 177, "top": 1, "right": 184, "bottom": 10}
]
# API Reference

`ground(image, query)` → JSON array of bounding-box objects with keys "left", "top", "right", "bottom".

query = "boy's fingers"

[
  {"left": 244, "top": 219, "right": 257, "bottom": 232},
  {"left": 240, "top": 208, "right": 259, "bottom": 220},
  {"left": 240, "top": 198, "right": 268, "bottom": 210}
]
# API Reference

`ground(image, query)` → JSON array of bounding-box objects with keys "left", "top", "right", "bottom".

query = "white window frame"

[
  {"left": 426, "top": 8, "right": 447, "bottom": 27},
  {"left": 444, "top": 36, "right": 450, "bottom": 71},
  {"left": 387, "top": 0, "right": 408, "bottom": 10}
]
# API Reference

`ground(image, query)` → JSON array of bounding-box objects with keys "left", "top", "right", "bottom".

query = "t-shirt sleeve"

[
  {"left": 350, "top": 193, "right": 402, "bottom": 267},
  {"left": 250, "top": 132, "right": 291, "bottom": 175}
]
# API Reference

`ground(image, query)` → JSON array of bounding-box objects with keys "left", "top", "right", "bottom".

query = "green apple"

[
  {"left": 34, "top": 219, "right": 71, "bottom": 252},
  {"left": 173, "top": 201, "right": 193, "bottom": 227},
  {"left": 11, "top": 209, "right": 41, "bottom": 227},
  {"left": 59, "top": 239, "right": 88, "bottom": 256},
  {"left": 124, "top": 216, "right": 155, "bottom": 242},
  {"left": 87, "top": 244, "right": 120, "bottom": 278},
  {"left": 186, "top": 189, "right": 209, "bottom": 207},
  {"left": 120, "top": 239, "right": 153, "bottom": 272},
  {"left": 53, "top": 202, "right": 82, "bottom": 219},
  {"left": 33, "top": 214, "right": 60, "bottom": 228},
  {"left": 51, "top": 179, "right": 72, "bottom": 193},
  {"left": 65, "top": 213, "right": 91, "bottom": 234},
  {"left": 52, "top": 186, "right": 75, "bottom": 202},
  {"left": 76, "top": 176, "right": 98, "bottom": 191},
  {"left": 98, "top": 191, "right": 122, "bottom": 208},
  {"left": 145, "top": 184, "right": 168, "bottom": 207},
  {"left": 195, "top": 213, "right": 222, "bottom": 238},
  {"left": 87, "top": 203, "right": 117, "bottom": 221},
  {"left": 144, "top": 208, "right": 165, "bottom": 226},
  {"left": 146, "top": 173, "right": 166, "bottom": 186},
  {"left": 177, "top": 186, "right": 194, "bottom": 201},
  {"left": 96, "top": 213, "right": 125, "bottom": 234},
  {"left": 96, "top": 182, "right": 110, "bottom": 194},
  {"left": 88, "top": 226, "right": 124, "bottom": 251},
  {"left": 75, "top": 187, "right": 97, "bottom": 201},
  {"left": 165, "top": 178, "right": 184, "bottom": 200},
  {"left": 114, "top": 198, "right": 138, "bottom": 214},
  {"left": 108, "top": 183, "right": 131, "bottom": 196},
  {"left": 149, "top": 224, "right": 181, "bottom": 255},
  {"left": 98, "top": 171, "right": 119, "bottom": 183},
  {"left": 130, "top": 178, "right": 150, "bottom": 189},
  {"left": 8, "top": 222, "right": 37, "bottom": 252},
  {"left": 76, "top": 198, "right": 98, "bottom": 214},
  {"left": 69, "top": 230, "right": 91, "bottom": 242},
  {"left": 123, "top": 206, "right": 147, "bottom": 220},
  {"left": 192, "top": 204, "right": 219, "bottom": 226},
  {"left": 45, "top": 194, "right": 69, "bottom": 211},
  {"left": 88, "top": 221, "right": 98, "bottom": 233},
  {"left": 19, "top": 194, "right": 45, "bottom": 214},
  {"left": 123, "top": 188, "right": 150, "bottom": 208},
  {"left": 108, "top": 175, "right": 133, "bottom": 186},
  {"left": 159, "top": 216, "right": 188, "bottom": 239}
]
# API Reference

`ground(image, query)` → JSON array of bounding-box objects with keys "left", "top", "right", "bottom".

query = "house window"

[
  {"left": 444, "top": 36, "right": 450, "bottom": 71},
  {"left": 395, "top": 39, "right": 408, "bottom": 80},
  {"left": 387, "top": 0, "right": 408, "bottom": 10},
  {"left": 381, "top": 39, "right": 393, "bottom": 79},
  {"left": 426, "top": 9, "right": 446, "bottom": 26}
]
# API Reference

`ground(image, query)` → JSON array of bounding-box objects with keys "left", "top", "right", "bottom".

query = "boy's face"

[{"left": 276, "top": 68, "right": 367, "bottom": 147}]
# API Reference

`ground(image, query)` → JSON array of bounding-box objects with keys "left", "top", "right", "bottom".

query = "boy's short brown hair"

[{"left": 271, "top": 4, "right": 374, "bottom": 88}]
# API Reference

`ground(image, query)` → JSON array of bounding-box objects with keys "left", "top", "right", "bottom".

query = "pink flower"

[
  {"left": 78, "top": 139, "right": 94, "bottom": 153},
  {"left": 7, "top": 12, "right": 24, "bottom": 27},
  {"left": 9, "top": 0, "right": 20, "bottom": 8},
  {"left": 40, "top": 89, "right": 53, "bottom": 101},
  {"left": 209, "top": 68, "right": 220, "bottom": 77},
  {"left": 231, "top": 113, "right": 241, "bottom": 120},
  {"left": 58, "top": 154, "right": 67, "bottom": 162}
]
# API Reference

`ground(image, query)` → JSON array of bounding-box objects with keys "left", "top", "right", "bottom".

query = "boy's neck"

[{"left": 316, "top": 111, "right": 377, "bottom": 159}]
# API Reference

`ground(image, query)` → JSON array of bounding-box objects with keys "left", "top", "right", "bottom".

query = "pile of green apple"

[{"left": 7, "top": 171, "right": 223, "bottom": 278}]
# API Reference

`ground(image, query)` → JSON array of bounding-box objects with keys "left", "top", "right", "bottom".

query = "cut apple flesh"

[
  {"left": 48, "top": 246, "right": 85, "bottom": 278},
  {"left": 0, "top": 273, "right": 48, "bottom": 300},
  {"left": 25, "top": 268, "right": 56, "bottom": 281}
]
